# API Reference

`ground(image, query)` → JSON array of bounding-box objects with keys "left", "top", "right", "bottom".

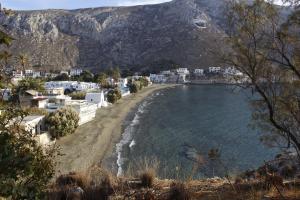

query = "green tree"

[
  {"left": 16, "top": 53, "right": 29, "bottom": 74},
  {"left": 107, "top": 88, "right": 122, "bottom": 104},
  {"left": 78, "top": 70, "right": 94, "bottom": 82},
  {"left": 111, "top": 67, "right": 121, "bottom": 82},
  {"left": 52, "top": 73, "right": 69, "bottom": 81},
  {"left": 97, "top": 72, "right": 109, "bottom": 88},
  {"left": 129, "top": 81, "right": 140, "bottom": 93},
  {"left": 16, "top": 77, "right": 45, "bottom": 94},
  {"left": 46, "top": 107, "right": 79, "bottom": 139},
  {"left": 0, "top": 107, "right": 57, "bottom": 199},
  {"left": 224, "top": 0, "right": 300, "bottom": 155},
  {"left": 139, "top": 77, "right": 149, "bottom": 88}
]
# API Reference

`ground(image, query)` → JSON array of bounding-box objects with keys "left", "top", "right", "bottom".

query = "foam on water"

[{"left": 116, "top": 97, "right": 152, "bottom": 177}]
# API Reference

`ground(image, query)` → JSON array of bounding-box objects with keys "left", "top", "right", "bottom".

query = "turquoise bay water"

[{"left": 117, "top": 85, "right": 277, "bottom": 178}]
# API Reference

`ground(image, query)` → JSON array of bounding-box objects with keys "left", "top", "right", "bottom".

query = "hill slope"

[{"left": 0, "top": 0, "right": 228, "bottom": 72}]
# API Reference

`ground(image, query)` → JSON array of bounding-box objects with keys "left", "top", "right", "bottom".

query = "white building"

[
  {"left": 21, "top": 115, "right": 53, "bottom": 146},
  {"left": 176, "top": 68, "right": 190, "bottom": 75},
  {"left": 85, "top": 91, "right": 108, "bottom": 108},
  {"left": 194, "top": 69, "right": 204, "bottom": 76},
  {"left": 65, "top": 100, "right": 98, "bottom": 125},
  {"left": 118, "top": 78, "right": 128, "bottom": 88},
  {"left": 224, "top": 67, "right": 243, "bottom": 76},
  {"left": 209, "top": 67, "right": 222, "bottom": 73},
  {"left": 70, "top": 68, "right": 83, "bottom": 76},
  {"left": 25, "top": 69, "right": 34, "bottom": 77},
  {"left": 150, "top": 74, "right": 168, "bottom": 83},
  {"left": 45, "top": 81, "right": 100, "bottom": 92},
  {"left": 12, "top": 70, "right": 24, "bottom": 79}
]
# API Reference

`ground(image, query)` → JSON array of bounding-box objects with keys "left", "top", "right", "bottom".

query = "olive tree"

[{"left": 46, "top": 107, "right": 79, "bottom": 139}]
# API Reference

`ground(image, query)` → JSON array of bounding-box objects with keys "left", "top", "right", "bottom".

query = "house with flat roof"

[
  {"left": 19, "top": 90, "right": 48, "bottom": 109},
  {"left": 65, "top": 100, "right": 98, "bottom": 125},
  {"left": 85, "top": 91, "right": 108, "bottom": 108},
  {"left": 21, "top": 115, "right": 54, "bottom": 146}
]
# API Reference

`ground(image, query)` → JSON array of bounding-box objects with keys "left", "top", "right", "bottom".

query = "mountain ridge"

[{"left": 0, "top": 0, "right": 227, "bottom": 72}]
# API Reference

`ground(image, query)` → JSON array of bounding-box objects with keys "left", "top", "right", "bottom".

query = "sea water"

[{"left": 116, "top": 85, "right": 277, "bottom": 179}]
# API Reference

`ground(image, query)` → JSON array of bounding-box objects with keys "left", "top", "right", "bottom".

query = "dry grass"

[
  {"left": 139, "top": 169, "right": 156, "bottom": 188},
  {"left": 168, "top": 182, "right": 191, "bottom": 200}
]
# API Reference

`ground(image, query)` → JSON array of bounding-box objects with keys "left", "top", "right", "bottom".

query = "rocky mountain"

[{"left": 0, "top": 0, "right": 229, "bottom": 72}]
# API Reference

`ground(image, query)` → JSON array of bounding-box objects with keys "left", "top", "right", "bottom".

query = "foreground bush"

[
  {"left": 0, "top": 107, "right": 57, "bottom": 199},
  {"left": 48, "top": 171, "right": 114, "bottom": 200},
  {"left": 46, "top": 107, "right": 79, "bottom": 139}
]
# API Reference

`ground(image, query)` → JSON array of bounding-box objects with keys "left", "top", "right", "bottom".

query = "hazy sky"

[
  {"left": 1, "top": 0, "right": 173, "bottom": 10},
  {"left": 1, "top": 0, "right": 285, "bottom": 10}
]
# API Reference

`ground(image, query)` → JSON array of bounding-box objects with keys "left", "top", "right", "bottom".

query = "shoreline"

[{"left": 55, "top": 84, "right": 177, "bottom": 175}]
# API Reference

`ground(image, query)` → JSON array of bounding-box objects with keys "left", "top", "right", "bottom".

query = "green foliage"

[
  {"left": 129, "top": 81, "right": 140, "bottom": 93},
  {"left": 46, "top": 107, "right": 79, "bottom": 139},
  {"left": 225, "top": 0, "right": 300, "bottom": 152},
  {"left": 107, "top": 67, "right": 121, "bottom": 82},
  {"left": 73, "top": 70, "right": 94, "bottom": 82},
  {"left": 107, "top": 89, "right": 122, "bottom": 104},
  {"left": 139, "top": 77, "right": 149, "bottom": 88},
  {"left": 69, "top": 91, "right": 87, "bottom": 100},
  {"left": 24, "top": 107, "right": 48, "bottom": 115},
  {"left": 52, "top": 73, "right": 70, "bottom": 81},
  {"left": 0, "top": 31, "right": 14, "bottom": 47},
  {"left": 15, "top": 78, "right": 45, "bottom": 94},
  {"left": 96, "top": 72, "right": 110, "bottom": 88},
  {"left": 0, "top": 106, "right": 57, "bottom": 199}
]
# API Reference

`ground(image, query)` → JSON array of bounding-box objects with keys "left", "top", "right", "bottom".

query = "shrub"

[
  {"left": 46, "top": 107, "right": 79, "bottom": 139},
  {"left": 107, "top": 89, "right": 122, "bottom": 104},
  {"left": 24, "top": 107, "right": 48, "bottom": 115},
  {"left": 139, "top": 77, "right": 149, "bottom": 88},
  {"left": 139, "top": 170, "right": 155, "bottom": 188},
  {"left": 69, "top": 91, "right": 87, "bottom": 100},
  {"left": 168, "top": 182, "right": 190, "bottom": 200},
  {"left": 56, "top": 172, "right": 91, "bottom": 190},
  {"left": 129, "top": 82, "right": 140, "bottom": 93},
  {"left": 0, "top": 107, "right": 57, "bottom": 199},
  {"left": 280, "top": 165, "right": 297, "bottom": 178}
]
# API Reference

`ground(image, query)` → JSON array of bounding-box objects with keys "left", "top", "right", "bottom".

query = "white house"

[
  {"left": 70, "top": 68, "right": 83, "bottom": 76},
  {"left": 209, "top": 67, "right": 222, "bottom": 73},
  {"left": 32, "top": 71, "right": 41, "bottom": 78},
  {"left": 224, "top": 67, "right": 243, "bottom": 76},
  {"left": 150, "top": 74, "right": 167, "bottom": 83},
  {"left": 21, "top": 115, "right": 53, "bottom": 146},
  {"left": 194, "top": 69, "right": 204, "bottom": 76},
  {"left": 12, "top": 70, "right": 24, "bottom": 80},
  {"left": 65, "top": 100, "right": 98, "bottom": 125},
  {"left": 85, "top": 91, "right": 108, "bottom": 108},
  {"left": 176, "top": 68, "right": 190, "bottom": 75},
  {"left": 21, "top": 115, "right": 46, "bottom": 135},
  {"left": 118, "top": 78, "right": 128, "bottom": 88},
  {"left": 45, "top": 81, "right": 100, "bottom": 92},
  {"left": 25, "top": 69, "right": 34, "bottom": 77}
]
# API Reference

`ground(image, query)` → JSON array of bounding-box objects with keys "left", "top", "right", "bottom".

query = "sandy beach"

[{"left": 55, "top": 84, "right": 176, "bottom": 175}]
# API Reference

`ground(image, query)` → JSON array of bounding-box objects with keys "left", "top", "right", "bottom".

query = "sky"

[
  {"left": 1, "top": 0, "right": 173, "bottom": 10},
  {"left": 1, "top": 0, "right": 286, "bottom": 10}
]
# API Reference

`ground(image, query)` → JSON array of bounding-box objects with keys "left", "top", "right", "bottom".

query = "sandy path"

[{"left": 55, "top": 84, "right": 176, "bottom": 175}]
